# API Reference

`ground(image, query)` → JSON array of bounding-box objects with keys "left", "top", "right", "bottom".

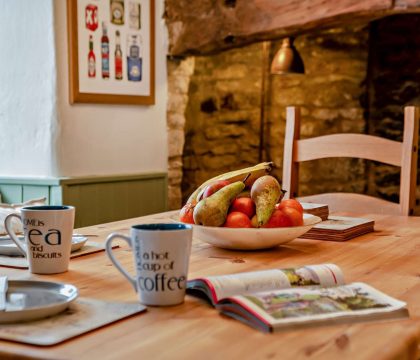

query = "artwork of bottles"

[
  {"left": 115, "top": 30, "right": 123, "bottom": 80},
  {"left": 129, "top": 1, "right": 141, "bottom": 30},
  {"left": 82, "top": 0, "right": 147, "bottom": 88},
  {"left": 101, "top": 22, "right": 110, "bottom": 79},
  {"left": 88, "top": 35, "right": 96, "bottom": 78},
  {"left": 110, "top": 0, "right": 124, "bottom": 25},
  {"left": 127, "top": 34, "right": 142, "bottom": 81}
]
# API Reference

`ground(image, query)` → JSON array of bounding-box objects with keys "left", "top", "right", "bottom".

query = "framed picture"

[{"left": 67, "top": 0, "right": 155, "bottom": 105}]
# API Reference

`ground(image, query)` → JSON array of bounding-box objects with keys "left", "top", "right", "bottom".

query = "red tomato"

[
  {"left": 179, "top": 204, "right": 195, "bottom": 224},
  {"left": 230, "top": 197, "right": 256, "bottom": 218},
  {"left": 263, "top": 209, "right": 293, "bottom": 228},
  {"left": 281, "top": 207, "right": 303, "bottom": 226},
  {"left": 224, "top": 212, "right": 253, "bottom": 228},
  {"left": 276, "top": 199, "right": 304, "bottom": 214}
]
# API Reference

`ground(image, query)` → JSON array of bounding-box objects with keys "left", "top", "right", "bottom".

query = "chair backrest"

[{"left": 282, "top": 106, "right": 419, "bottom": 215}]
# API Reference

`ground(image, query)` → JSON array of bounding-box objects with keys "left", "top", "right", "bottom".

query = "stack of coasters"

[
  {"left": 300, "top": 215, "right": 374, "bottom": 241},
  {"left": 301, "top": 203, "right": 329, "bottom": 221}
]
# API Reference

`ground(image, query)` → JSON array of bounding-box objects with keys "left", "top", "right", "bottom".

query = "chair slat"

[
  {"left": 283, "top": 106, "right": 419, "bottom": 216},
  {"left": 296, "top": 134, "right": 403, "bottom": 166}
]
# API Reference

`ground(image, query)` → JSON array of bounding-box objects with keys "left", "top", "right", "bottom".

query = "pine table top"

[{"left": 0, "top": 210, "right": 419, "bottom": 360}]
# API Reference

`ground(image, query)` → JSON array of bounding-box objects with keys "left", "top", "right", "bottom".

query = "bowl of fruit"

[{"left": 178, "top": 163, "right": 322, "bottom": 250}]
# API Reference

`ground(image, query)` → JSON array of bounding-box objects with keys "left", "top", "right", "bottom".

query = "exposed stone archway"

[{"left": 165, "top": 2, "right": 420, "bottom": 211}]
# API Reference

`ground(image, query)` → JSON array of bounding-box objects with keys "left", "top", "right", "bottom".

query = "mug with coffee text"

[
  {"left": 5, "top": 205, "right": 75, "bottom": 274},
  {"left": 105, "top": 223, "right": 193, "bottom": 306}
]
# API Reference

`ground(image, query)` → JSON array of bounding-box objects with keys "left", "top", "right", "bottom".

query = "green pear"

[
  {"left": 250, "top": 175, "right": 282, "bottom": 227},
  {"left": 193, "top": 181, "right": 246, "bottom": 226}
]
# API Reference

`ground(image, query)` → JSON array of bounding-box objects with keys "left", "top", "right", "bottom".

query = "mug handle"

[
  {"left": 105, "top": 233, "right": 137, "bottom": 292},
  {"left": 4, "top": 213, "right": 27, "bottom": 256}
]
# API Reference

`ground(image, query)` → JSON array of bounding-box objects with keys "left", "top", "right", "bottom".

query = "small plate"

[
  {"left": 0, "top": 235, "right": 88, "bottom": 257},
  {"left": 180, "top": 214, "right": 321, "bottom": 250},
  {"left": 0, "top": 280, "right": 78, "bottom": 323}
]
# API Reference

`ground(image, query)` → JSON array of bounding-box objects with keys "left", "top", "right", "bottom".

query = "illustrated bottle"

[
  {"left": 85, "top": 4, "right": 99, "bottom": 31},
  {"left": 127, "top": 34, "right": 141, "bottom": 81},
  {"left": 129, "top": 1, "right": 141, "bottom": 30},
  {"left": 110, "top": 0, "right": 124, "bottom": 25},
  {"left": 101, "top": 22, "right": 110, "bottom": 79},
  {"left": 115, "top": 30, "right": 123, "bottom": 80},
  {"left": 88, "top": 35, "right": 96, "bottom": 78}
]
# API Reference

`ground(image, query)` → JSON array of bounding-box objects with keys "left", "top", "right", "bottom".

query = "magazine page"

[
  {"left": 192, "top": 264, "right": 344, "bottom": 303},
  {"left": 222, "top": 282, "right": 407, "bottom": 330}
]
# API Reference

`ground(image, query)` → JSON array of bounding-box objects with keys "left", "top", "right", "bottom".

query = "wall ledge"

[{"left": 0, "top": 172, "right": 167, "bottom": 186}]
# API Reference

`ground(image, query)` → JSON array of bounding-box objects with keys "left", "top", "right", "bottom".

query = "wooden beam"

[{"left": 165, "top": 0, "right": 420, "bottom": 56}]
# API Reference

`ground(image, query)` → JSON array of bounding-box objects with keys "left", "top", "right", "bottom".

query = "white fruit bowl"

[{"left": 184, "top": 214, "right": 321, "bottom": 250}]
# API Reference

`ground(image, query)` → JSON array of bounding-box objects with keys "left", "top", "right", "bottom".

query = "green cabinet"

[{"left": 0, "top": 173, "right": 168, "bottom": 228}]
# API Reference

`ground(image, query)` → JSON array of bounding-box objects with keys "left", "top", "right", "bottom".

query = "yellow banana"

[{"left": 186, "top": 162, "right": 274, "bottom": 205}]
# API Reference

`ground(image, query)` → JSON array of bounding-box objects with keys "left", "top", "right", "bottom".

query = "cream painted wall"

[
  {"left": 0, "top": 0, "right": 58, "bottom": 177},
  {"left": 54, "top": 0, "right": 168, "bottom": 176},
  {"left": 0, "top": 0, "right": 167, "bottom": 178}
]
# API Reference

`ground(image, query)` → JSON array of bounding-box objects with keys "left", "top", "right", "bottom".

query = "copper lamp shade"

[{"left": 270, "top": 37, "right": 305, "bottom": 75}]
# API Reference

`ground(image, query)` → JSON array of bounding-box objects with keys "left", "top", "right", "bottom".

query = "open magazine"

[{"left": 186, "top": 264, "right": 408, "bottom": 332}]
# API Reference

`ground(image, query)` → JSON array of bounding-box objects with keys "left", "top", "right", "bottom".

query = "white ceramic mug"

[
  {"left": 5, "top": 205, "right": 75, "bottom": 274},
  {"left": 106, "top": 223, "right": 193, "bottom": 306}
]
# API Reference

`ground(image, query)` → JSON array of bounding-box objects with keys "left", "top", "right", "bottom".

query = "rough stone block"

[
  {"left": 168, "top": 129, "right": 185, "bottom": 157},
  {"left": 272, "top": 87, "right": 306, "bottom": 106},
  {"left": 168, "top": 75, "right": 191, "bottom": 95},
  {"left": 311, "top": 108, "right": 340, "bottom": 121},
  {"left": 168, "top": 186, "right": 182, "bottom": 210},
  {"left": 341, "top": 119, "right": 365, "bottom": 133},
  {"left": 167, "top": 112, "right": 186, "bottom": 129},
  {"left": 211, "top": 143, "right": 238, "bottom": 155},
  {"left": 213, "top": 64, "right": 250, "bottom": 80},
  {"left": 339, "top": 107, "right": 364, "bottom": 120},
  {"left": 167, "top": 57, "right": 195, "bottom": 77},
  {"left": 204, "top": 124, "right": 248, "bottom": 140},
  {"left": 167, "top": 93, "right": 189, "bottom": 113},
  {"left": 201, "top": 154, "right": 238, "bottom": 170},
  {"left": 168, "top": 156, "right": 183, "bottom": 169}
]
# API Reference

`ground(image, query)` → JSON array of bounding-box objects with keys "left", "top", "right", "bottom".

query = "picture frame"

[{"left": 67, "top": 0, "right": 155, "bottom": 105}]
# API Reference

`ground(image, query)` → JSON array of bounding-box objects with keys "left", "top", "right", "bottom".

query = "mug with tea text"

[{"left": 5, "top": 205, "right": 75, "bottom": 274}]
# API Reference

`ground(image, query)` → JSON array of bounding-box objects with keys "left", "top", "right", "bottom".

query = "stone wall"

[
  {"left": 181, "top": 43, "right": 263, "bottom": 202},
  {"left": 167, "top": 57, "right": 195, "bottom": 209},
  {"left": 167, "top": 15, "right": 420, "bottom": 211},
  {"left": 366, "top": 15, "right": 420, "bottom": 206},
  {"left": 180, "top": 26, "right": 369, "bottom": 203}
]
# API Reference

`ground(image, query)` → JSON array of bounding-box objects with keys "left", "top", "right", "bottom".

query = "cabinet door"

[
  {"left": 23, "top": 186, "right": 50, "bottom": 204},
  {"left": 0, "top": 185, "right": 23, "bottom": 204}
]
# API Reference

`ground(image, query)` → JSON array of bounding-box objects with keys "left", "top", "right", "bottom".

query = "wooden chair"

[{"left": 282, "top": 106, "right": 419, "bottom": 215}]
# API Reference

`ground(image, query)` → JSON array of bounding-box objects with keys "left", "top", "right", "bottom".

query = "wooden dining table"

[{"left": 0, "top": 210, "right": 419, "bottom": 360}]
